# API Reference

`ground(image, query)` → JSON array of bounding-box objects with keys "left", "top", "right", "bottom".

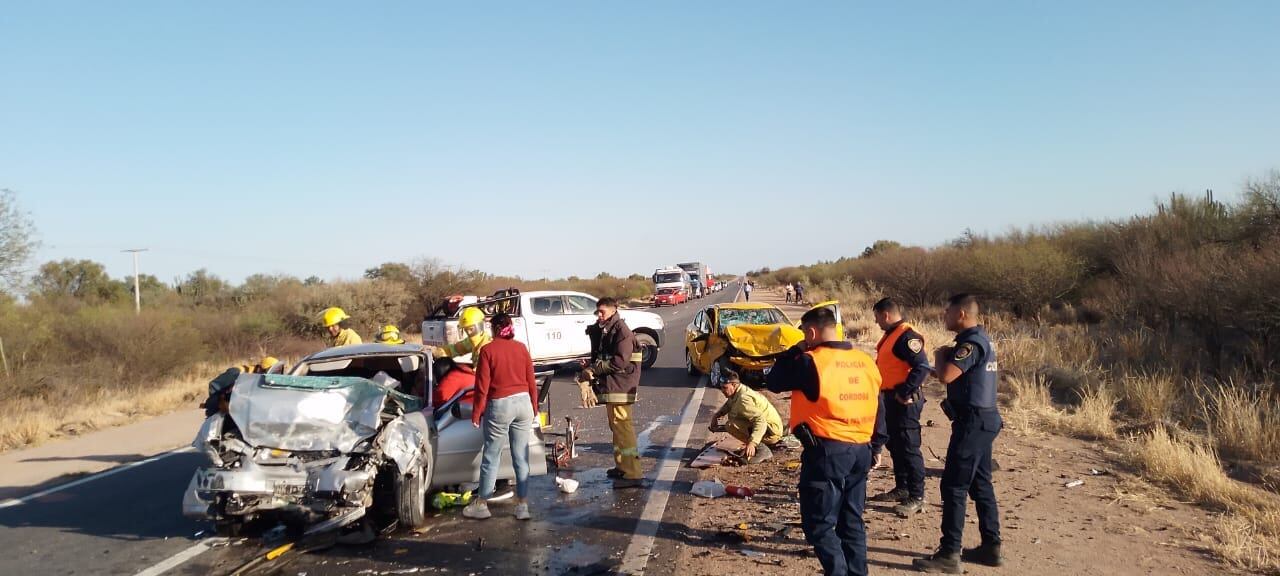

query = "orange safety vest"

[
  {"left": 789, "top": 346, "right": 882, "bottom": 444},
  {"left": 875, "top": 322, "right": 915, "bottom": 391}
]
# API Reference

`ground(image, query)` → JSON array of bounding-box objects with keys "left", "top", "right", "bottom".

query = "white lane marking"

[
  {"left": 0, "top": 446, "right": 196, "bottom": 510},
  {"left": 618, "top": 376, "right": 708, "bottom": 575},
  {"left": 133, "top": 537, "right": 226, "bottom": 576}
]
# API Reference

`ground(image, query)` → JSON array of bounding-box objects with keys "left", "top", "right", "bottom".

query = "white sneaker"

[
  {"left": 514, "top": 502, "right": 531, "bottom": 521},
  {"left": 462, "top": 500, "right": 491, "bottom": 520}
]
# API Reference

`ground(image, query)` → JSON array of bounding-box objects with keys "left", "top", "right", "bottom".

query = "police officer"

[
  {"left": 768, "top": 307, "right": 882, "bottom": 576},
  {"left": 868, "top": 297, "right": 931, "bottom": 518},
  {"left": 914, "top": 294, "right": 1003, "bottom": 573}
]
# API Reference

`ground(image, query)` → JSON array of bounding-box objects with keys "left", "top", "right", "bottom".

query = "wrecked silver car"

[{"left": 182, "top": 343, "right": 549, "bottom": 535}]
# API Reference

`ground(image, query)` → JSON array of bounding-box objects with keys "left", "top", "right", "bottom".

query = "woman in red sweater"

[{"left": 462, "top": 312, "right": 539, "bottom": 521}]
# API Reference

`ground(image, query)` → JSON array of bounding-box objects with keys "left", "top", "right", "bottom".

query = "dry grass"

[
  {"left": 1128, "top": 427, "right": 1280, "bottom": 572},
  {"left": 1001, "top": 375, "right": 1116, "bottom": 439},
  {"left": 1197, "top": 383, "right": 1280, "bottom": 463},
  {"left": 1121, "top": 371, "right": 1182, "bottom": 424},
  {"left": 0, "top": 363, "right": 213, "bottom": 451}
]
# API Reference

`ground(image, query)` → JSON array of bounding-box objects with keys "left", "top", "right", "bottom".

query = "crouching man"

[{"left": 708, "top": 369, "right": 795, "bottom": 464}]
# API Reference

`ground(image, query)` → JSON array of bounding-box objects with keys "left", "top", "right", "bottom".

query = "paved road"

[{"left": 0, "top": 282, "right": 741, "bottom": 576}]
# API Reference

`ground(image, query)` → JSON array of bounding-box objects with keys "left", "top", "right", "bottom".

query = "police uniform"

[
  {"left": 767, "top": 341, "right": 882, "bottom": 576},
  {"left": 938, "top": 326, "right": 1002, "bottom": 553},
  {"left": 872, "top": 321, "right": 930, "bottom": 501}
]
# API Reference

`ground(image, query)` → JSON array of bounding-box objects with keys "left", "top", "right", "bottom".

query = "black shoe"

[
  {"left": 962, "top": 542, "right": 1003, "bottom": 567},
  {"left": 613, "top": 478, "right": 647, "bottom": 489},
  {"left": 893, "top": 497, "right": 925, "bottom": 518},
  {"left": 913, "top": 548, "right": 962, "bottom": 574},
  {"left": 871, "top": 487, "right": 909, "bottom": 503},
  {"left": 605, "top": 468, "right": 625, "bottom": 479}
]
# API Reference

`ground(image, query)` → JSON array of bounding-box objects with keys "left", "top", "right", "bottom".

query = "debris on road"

[
  {"left": 1064, "top": 479, "right": 1085, "bottom": 488},
  {"left": 725, "top": 485, "right": 754, "bottom": 498},
  {"left": 556, "top": 476, "right": 580, "bottom": 494},
  {"left": 692, "top": 479, "right": 727, "bottom": 498},
  {"left": 431, "top": 491, "right": 473, "bottom": 510}
]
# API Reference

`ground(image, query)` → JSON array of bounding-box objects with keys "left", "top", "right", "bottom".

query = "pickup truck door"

[
  {"left": 563, "top": 295, "right": 598, "bottom": 357},
  {"left": 526, "top": 295, "right": 572, "bottom": 359},
  {"left": 807, "top": 300, "right": 844, "bottom": 341}
]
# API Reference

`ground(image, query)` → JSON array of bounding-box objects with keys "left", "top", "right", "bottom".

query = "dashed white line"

[{"left": 0, "top": 446, "right": 195, "bottom": 510}]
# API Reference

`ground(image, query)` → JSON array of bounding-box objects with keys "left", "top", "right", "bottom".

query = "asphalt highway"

[{"left": 0, "top": 282, "right": 742, "bottom": 576}]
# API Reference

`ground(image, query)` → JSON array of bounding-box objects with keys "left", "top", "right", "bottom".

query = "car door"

[
  {"left": 686, "top": 308, "right": 710, "bottom": 369},
  {"left": 430, "top": 391, "right": 549, "bottom": 488},
  {"left": 526, "top": 295, "right": 572, "bottom": 359},
  {"left": 808, "top": 300, "right": 845, "bottom": 340},
  {"left": 563, "top": 295, "right": 598, "bottom": 357}
]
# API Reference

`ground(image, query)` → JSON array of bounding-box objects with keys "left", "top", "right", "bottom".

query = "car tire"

[
  {"left": 685, "top": 348, "right": 698, "bottom": 376},
  {"left": 395, "top": 455, "right": 432, "bottom": 530},
  {"left": 636, "top": 333, "right": 658, "bottom": 370}
]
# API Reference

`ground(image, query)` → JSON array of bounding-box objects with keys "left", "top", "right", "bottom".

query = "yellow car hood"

[{"left": 723, "top": 324, "right": 804, "bottom": 357}]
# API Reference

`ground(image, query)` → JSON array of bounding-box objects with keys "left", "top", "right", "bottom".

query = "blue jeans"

[
  {"left": 477, "top": 392, "right": 534, "bottom": 500},
  {"left": 799, "top": 438, "right": 872, "bottom": 576}
]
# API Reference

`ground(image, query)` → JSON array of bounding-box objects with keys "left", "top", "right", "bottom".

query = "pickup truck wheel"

[
  {"left": 395, "top": 458, "right": 432, "bottom": 530},
  {"left": 636, "top": 333, "right": 658, "bottom": 370}
]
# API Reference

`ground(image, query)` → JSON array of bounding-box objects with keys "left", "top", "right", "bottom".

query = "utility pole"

[{"left": 122, "top": 248, "right": 148, "bottom": 314}]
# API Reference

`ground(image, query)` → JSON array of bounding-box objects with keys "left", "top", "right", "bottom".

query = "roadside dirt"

[{"left": 671, "top": 289, "right": 1241, "bottom": 575}]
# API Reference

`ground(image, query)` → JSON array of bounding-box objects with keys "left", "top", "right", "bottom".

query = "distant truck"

[
  {"left": 677, "top": 262, "right": 711, "bottom": 298},
  {"left": 652, "top": 266, "right": 693, "bottom": 298},
  {"left": 422, "top": 289, "right": 665, "bottom": 370}
]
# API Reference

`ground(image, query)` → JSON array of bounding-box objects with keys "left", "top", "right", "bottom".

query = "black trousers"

[
  {"left": 881, "top": 390, "right": 926, "bottom": 499},
  {"left": 799, "top": 438, "right": 872, "bottom": 576},
  {"left": 939, "top": 408, "right": 1002, "bottom": 552}
]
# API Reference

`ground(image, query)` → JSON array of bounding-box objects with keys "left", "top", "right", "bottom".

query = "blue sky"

[{"left": 3, "top": 1, "right": 1278, "bottom": 284}]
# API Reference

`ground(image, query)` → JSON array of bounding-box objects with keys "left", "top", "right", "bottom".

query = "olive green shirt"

[{"left": 713, "top": 385, "right": 785, "bottom": 445}]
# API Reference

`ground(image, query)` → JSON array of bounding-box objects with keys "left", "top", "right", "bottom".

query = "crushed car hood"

[
  {"left": 229, "top": 374, "right": 420, "bottom": 453},
  {"left": 723, "top": 324, "right": 804, "bottom": 358}
]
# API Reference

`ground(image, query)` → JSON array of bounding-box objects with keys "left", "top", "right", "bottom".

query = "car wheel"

[
  {"left": 395, "top": 456, "right": 432, "bottom": 529},
  {"left": 685, "top": 348, "right": 698, "bottom": 376},
  {"left": 636, "top": 333, "right": 658, "bottom": 370}
]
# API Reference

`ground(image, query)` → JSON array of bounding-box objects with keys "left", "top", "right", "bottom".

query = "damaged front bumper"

[{"left": 182, "top": 454, "right": 375, "bottom": 522}]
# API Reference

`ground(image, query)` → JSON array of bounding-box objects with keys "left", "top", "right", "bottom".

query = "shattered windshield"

[
  {"left": 230, "top": 374, "right": 422, "bottom": 452},
  {"left": 718, "top": 308, "right": 787, "bottom": 329}
]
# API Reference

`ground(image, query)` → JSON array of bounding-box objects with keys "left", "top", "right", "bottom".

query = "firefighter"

[
  {"left": 431, "top": 307, "right": 491, "bottom": 359},
  {"left": 577, "top": 297, "right": 645, "bottom": 489},
  {"left": 204, "top": 356, "right": 279, "bottom": 416},
  {"left": 374, "top": 324, "right": 406, "bottom": 345},
  {"left": 913, "top": 294, "right": 1003, "bottom": 573},
  {"left": 767, "top": 306, "right": 882, "bottom": 576},
  {"left": 321, "top": 307, "right": 362, "bottom": 347},
  {"left": 869, "top": 297, "right": 931, "bottom": 517}
]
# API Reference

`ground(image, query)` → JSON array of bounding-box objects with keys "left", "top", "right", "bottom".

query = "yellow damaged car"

[{"left": 685, "top": 301, "right": 843, "bottom": 387}]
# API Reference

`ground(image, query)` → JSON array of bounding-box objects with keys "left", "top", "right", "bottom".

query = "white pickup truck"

[{"left": 421, "top": 289, "right": 665, "bottom": 370}]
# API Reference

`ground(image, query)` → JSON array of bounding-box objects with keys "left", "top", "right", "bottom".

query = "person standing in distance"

[
  {"left": 868, "top": 297, "right": 931, "bottom": 517},
  {"left": 767, "top": 307, "right": 882, "bottom": 576},
  {"left": 914, "top": 294, "right": 1003, "bottom": 573}
]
